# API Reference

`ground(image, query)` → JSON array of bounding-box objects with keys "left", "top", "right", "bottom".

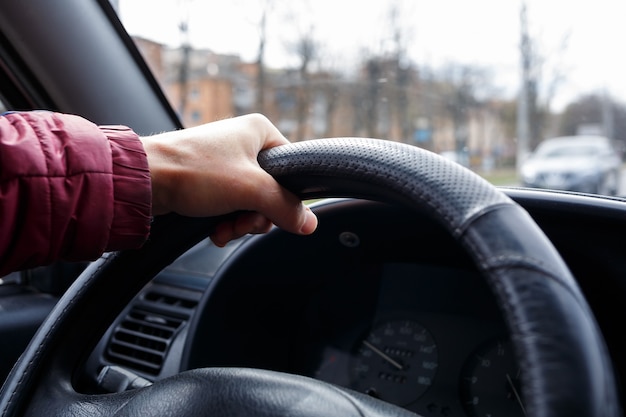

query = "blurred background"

[{"left": 111, "top": 0, "right": 626, "bottom": 194}]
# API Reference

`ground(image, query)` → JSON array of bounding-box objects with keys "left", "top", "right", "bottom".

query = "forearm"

[{"left": 0, "top": 112, "right": 152, "bottom": 275}]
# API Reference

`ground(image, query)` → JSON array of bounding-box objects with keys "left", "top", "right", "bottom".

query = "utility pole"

[
  {"left": 517, "top": 1, "right": 531, "bottom": 173},
  {"left": 602, "top": 89, "right": 614, "bottom": 140},
  {"left": 177, "top": 0, "right": 192, "bottom": 120},
  {"left": 255, "top": 8, "right": 266, "bottom": 113},
  {"left": 255, "top": 1, "right": 273, "bottom": 114}
]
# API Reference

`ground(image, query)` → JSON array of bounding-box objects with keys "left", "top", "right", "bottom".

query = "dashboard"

[
  {"left": 300, "top": 263, "right": 517, "bottom": 416},
  {"left": 85, "top": 193, "right": 626, "bottom": 417}
]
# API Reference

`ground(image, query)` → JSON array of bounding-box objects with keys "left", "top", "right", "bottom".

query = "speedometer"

[{"left": 350, "top": 320, "right": 438, "bottom": 406}]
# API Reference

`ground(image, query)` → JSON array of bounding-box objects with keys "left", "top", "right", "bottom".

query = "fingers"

[
  {"left": 210, "top": 212, "right": 273, "bottom": 247},
  {"left": 210, "top": 206, "right": 317, "bottom": 247},
  {"left": 210, "top": 200, "right": 318, "bottom": 247},
  {"left": 210, "top": 168, "right": 318, "bottom": 246},
  {"left": 245, "top": 169, "right": 318, "bottom": 235}
]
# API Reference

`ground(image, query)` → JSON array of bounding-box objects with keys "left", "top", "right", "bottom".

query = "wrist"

[{"left": 139, "top": 136, "right": 175, "bottom": 216}]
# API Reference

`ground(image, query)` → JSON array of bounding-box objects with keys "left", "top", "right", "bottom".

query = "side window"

[{"left": 0, "top": 88, "right": 14, "bottom": 113}]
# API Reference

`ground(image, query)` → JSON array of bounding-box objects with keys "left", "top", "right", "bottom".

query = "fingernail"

[
  {"left": 299, "top": 207, "right": 318, "bottom": 234},
  {"left": 212, "top": 239, "right": 226, "bottom": 248}
]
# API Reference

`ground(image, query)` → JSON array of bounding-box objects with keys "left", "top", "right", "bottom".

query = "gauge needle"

[
  {"left": 506, "top": 373, "right": 527, "bottom": 416},
  {"left": 363, "top": 340, "right": 404, "bottom": 371}
]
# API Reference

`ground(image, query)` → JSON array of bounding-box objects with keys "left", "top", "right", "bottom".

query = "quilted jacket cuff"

[{"left": 100, "top": 126, "right": 152, "bottom": 251}]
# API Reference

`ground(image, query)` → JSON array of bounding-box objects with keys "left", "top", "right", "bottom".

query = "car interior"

[{"left": 1, "top": 1, "right": 625, "bottom": 417}]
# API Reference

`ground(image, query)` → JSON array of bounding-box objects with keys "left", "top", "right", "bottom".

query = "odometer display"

[{"left": 351, "top": 320, "right": 438, "bottom": 406}]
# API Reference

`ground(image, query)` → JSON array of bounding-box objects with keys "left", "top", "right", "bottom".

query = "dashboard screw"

[{"left": 339, "top": 231, "right": 360, "bottom": 248}]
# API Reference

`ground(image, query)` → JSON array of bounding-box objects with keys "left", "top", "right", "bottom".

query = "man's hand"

[{"left": 140, "top": 114, "right": 318, "bottom": 246}]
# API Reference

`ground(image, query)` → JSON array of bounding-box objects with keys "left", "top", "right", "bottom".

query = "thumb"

[{"left": 253, "top": 172, "right": 318, "bottom": 235}]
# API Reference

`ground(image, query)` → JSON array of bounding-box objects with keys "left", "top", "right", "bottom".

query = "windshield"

[{"left": 113, "top": 0, "right": 626, "bottom": 197}]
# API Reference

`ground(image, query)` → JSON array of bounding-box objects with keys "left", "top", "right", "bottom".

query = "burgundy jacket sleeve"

[{"left": 0, "top": 111, "right": 152, "bottom": 276}]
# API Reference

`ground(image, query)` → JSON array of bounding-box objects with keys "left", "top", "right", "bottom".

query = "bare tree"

[
  {"left": 280, "top": 2, "right": 326, "bottom": 141},
  {"left": 352, "top": 0, "right": 415, "bottom": 141},
  {"left": 176, "top": 0, "right": 192, "bottom": 119},
  {"left": 434, "top": 64, "right": 489, "bottom": 157},
  {"left": 517, "top": 1, "right": 532, "bottom": 169},
  {"left": 321, "top": 79, "right": 339, "bottom": 137},
  {"left": 363, "top": 58, "right": 383, "bottom": 138},
  {"left": 518, "top": 0, "right": 570, "bottom": 162},
  {"left": 316, "top": 53, "right": 342, "bottom": 138},
  {"left": 543, "top": 32, "right": 570, "bottom": 121},
  {"left": 560, "top": 94, "right": 626, "bottom": 145},
  {"left": 386, "top": 0, "right": 414, "bottom": 141},
  {"left": 292, "top": 30, "right": 317, "bottom": 141},
  {"left": 254, "top": 0, "right": 274, "bottom": 113}
]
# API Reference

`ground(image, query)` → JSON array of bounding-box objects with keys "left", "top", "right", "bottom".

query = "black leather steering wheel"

[{"left": 0, "top": 138, "right": 620, "bottom": 417}]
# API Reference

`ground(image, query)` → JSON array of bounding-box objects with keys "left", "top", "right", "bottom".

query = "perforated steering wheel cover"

[{"left": 259, "top": 137, "right": 512, "bottom": 236}]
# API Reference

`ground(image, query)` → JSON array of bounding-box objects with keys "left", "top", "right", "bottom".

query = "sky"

[{"left": 117, "top": 0, "right": 626, "bottom": 111}]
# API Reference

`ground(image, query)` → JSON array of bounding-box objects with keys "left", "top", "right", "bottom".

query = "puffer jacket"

[{"left": 0, "top": 111, "right": 152, "bottom": 276}]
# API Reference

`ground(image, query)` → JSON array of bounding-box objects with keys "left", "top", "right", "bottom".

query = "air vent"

[
  {"left": 103, "top": 283, "right": 203, "bottom": 377},
  {"left": 105, "top": 308, "right": 185, "bottom": 376}
]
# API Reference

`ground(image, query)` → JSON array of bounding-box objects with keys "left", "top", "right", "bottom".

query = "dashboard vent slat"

[
  {"left": 144, "top": 291, "right": 198, "bottom": 309},
  {"left": 106, "top": 307, "right": 186, "bottom": 376}
]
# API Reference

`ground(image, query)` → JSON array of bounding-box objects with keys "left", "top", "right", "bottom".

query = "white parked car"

[{"left": 521, "top": 136, "right": 622, "bottom": 195}]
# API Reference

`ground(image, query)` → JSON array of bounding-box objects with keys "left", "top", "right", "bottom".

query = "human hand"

[{"left": 139, "top": 114, "right": 318, "bottom": 246}]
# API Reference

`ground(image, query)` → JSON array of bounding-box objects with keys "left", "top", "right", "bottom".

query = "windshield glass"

[{"left": 113, "top": 0, "right": 626, "bottom": 197}]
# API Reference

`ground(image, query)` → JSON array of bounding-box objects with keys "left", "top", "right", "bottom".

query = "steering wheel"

[{"left": 0, "top": 138, "right": 620, "bottom": 417}]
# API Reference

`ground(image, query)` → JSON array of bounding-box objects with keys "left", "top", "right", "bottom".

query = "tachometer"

[
  {"left": 351, "top": 320, "right": 438, "bottom": 406},
  {"left": 460, "top": 340, "right": 526, "bottom": 417}
]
